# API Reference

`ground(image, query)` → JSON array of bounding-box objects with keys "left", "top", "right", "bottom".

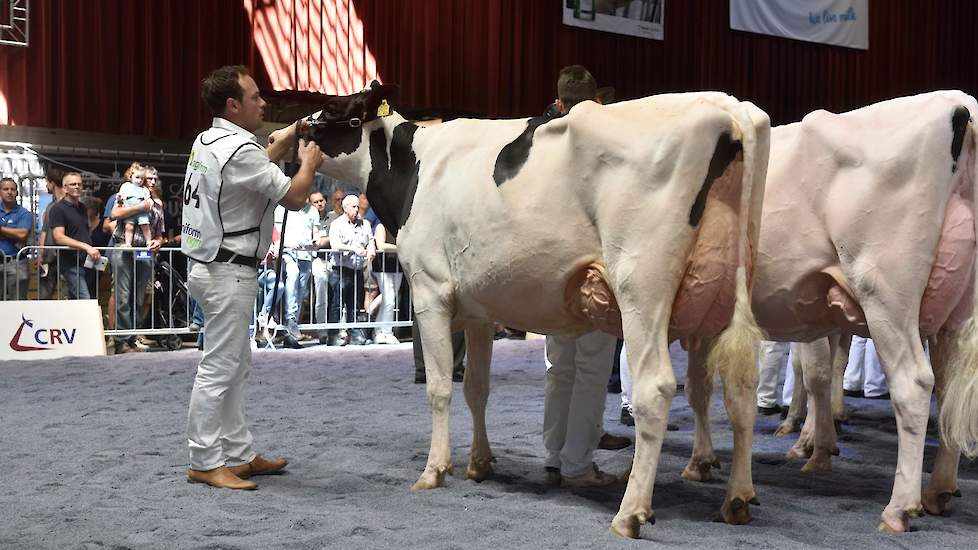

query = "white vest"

[{"left": 181, "top": 118, "right": 281, "bottom": 263}]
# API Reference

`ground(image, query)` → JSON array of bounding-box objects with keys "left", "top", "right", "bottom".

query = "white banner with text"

[
  {"left": 730, "top": 0, "right": 868, "bottom": 50},
  {"left": 0, "top": 300, "right": 106, "bottom": 360},
  {"left": 563, "top": 0, "right": 664, "bottom": 41}
]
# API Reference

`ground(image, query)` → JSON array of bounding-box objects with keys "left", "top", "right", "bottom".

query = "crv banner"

[{"left": 730, "top": 0, "right": 869, "bottom": 50}]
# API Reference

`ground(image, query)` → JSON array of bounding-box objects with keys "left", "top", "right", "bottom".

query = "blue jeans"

[
  {"left": 282, "top": 254, "right": 312, "bottom": 326},
  {"left": 111, "top": 249, "right": 152, "bottom": 346},
  {"left": 258, "top": 269, "right": 285, "bottom": 320},
  {"left": 60, "top": 265, "right": 91, "bottom": 300}
]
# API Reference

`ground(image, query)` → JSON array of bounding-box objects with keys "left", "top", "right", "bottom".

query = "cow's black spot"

[
  {"left": 365, "top": 123, "right": 420, "bottom": 238},
  {"left": 492, "top": 115, "right": 558, "bottom": 186},
  {"left": 951, "top": 105, "right": 970, "bottom": 173},
  {"left": 689, "top": 132, "right": 741, "bottom": 227}
]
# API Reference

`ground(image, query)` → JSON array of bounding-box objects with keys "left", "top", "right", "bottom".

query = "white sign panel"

[
  {"left": 563, "top": 0, "right": 664, "bottom": 41},
  {"left": 0, "top": 300, "right": 106, "bottom": 360},
  {"left": 730, "top": 0, "right": 868, "bottom": 50}
]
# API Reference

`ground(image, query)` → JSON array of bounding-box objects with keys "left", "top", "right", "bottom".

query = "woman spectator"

[
  {"left": 80, "top": 195, "right": 110, "bottom": 302},
  {"left": 371, "top": 221, "right": 402, "bottom": 344}
]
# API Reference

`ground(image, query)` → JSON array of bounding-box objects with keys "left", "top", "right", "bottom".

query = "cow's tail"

[
  {"left": 707, "top": 98, "right": 769, "bottom": 387},
  {"left": 940, "top": 103, "right": 978, "bottom": 458}
]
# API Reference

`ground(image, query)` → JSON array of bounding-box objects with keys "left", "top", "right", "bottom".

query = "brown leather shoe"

[
  {"left": 227, "top": 455, "right": 289, "bottom": 479},
  {"left": 186, "top": 465, "right": 257, "bottom": 490},
  {"left": 598, "top": 433, "right": 632, "bottom": 450}
]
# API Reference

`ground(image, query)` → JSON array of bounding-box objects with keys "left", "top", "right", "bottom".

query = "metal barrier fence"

[{"left": 5, "top": 245, "right": 413, "bottom": 348}]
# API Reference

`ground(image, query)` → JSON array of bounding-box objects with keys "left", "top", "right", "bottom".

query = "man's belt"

[{"left": 214, "top": 248, "right": 260, "bottom": 269}]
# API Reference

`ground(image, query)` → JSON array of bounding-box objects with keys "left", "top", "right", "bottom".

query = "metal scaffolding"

[{"left": 0, "top": 0, "right": 28, "bottom": 47}]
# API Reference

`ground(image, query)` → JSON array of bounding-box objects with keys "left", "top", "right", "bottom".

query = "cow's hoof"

[
  {"left": 465, "top": 457, "right": 494, "bottom": 483},
  {"left": 800, "top": 455, "right": 832, "bottom": 474},
  {"left": 785, "top": 445, "right": 811, "bottom": 460},
  {"left": 922, "top": 490, "right": 953, "bottom": 516},
  {"left": 718, "top": 497, "right": 752, "bottom": 525},
  {"left": 953, "top": 488, "right": 962, "bottom": 498},
  {"left": 877, "top": 510, "right": 909, "bottom": 533},
  {"left": 774, "top": 420, "right": 800, "bottom": 437},
  {"left": 411, "top": 465, "right": 450, "bottom": 491},
  {"left": 907, "top": 505, "right": 925, "bottom": 519},
  {"left": 681, "top": 458, "right": 717, "bottom": 482},
  {"left": 609, "top": 511, "right": 651, "bottom": 539}
]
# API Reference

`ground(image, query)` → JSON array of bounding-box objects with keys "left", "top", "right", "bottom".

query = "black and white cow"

[{"left": 270, "top": 82, "right": 770, "bottom": 536}]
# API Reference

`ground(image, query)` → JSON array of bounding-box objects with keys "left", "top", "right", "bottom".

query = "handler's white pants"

[
  {"left": 844, "top": 336, "right": 888, "bottom": 397},
  {"left": 187, "top": 262, "right": 259, "bottom": 471},
  {"left": 543, "top": 331, "right": 617, "bottom": 478},
  {"left": 620, "top": 344, "right": 632, "bottom": 411},
  {"left": 757, "top": 341, "right": 790, "bottom": 408},
  {"left": 311, "top": 257, "right": 330, "bottom": 337}
]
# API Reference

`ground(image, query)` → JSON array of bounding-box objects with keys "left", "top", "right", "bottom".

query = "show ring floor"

[{"left": 1, "top": 339, "right": 976, "bottom": 549}]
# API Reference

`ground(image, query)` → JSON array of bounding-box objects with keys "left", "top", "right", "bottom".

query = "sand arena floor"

[{"left": 1, "top": 338, "right": 976, "bottom": 549}]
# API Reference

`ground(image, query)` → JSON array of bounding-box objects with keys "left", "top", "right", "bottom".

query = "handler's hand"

[{"left": 298, "top": 139, "right": 324, "bottom": 170}]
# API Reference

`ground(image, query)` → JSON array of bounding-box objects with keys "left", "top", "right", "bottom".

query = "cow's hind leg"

[
  {"left": 794, "top": 339, "right": 836, "bottom": 473},
  {"left": 682, "top": 342, "right": 720, "bottom": 481},
  {"left": 710, "top": 275, "right": 764, "bottom": 525},
  {"left": 923, "top": 333, "right": 962, "bottom": 515},
  {"left": 463, "top": 323, "right": 496, "bottom": 482},
  {"left": 411, "top": 310, "right": 458, "bottom": 491},
  {"left": 863, "top": 309, "right": 934, "bottom": 532},
  {"left": 775, "top": 348, "right": 807, "bottom": 436},
  {"left": 610, "top": 320, "right": 674, "bottom": 539}
]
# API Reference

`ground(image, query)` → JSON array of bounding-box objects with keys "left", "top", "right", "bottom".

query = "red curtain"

[
  {"left": 0, "top": 0, "right": 260, "bottom": 139},
  {"left": 2, "top": 1, "right": 977, "bottom": 139}
]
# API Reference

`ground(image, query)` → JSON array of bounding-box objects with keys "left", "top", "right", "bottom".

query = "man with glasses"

[{"left": 48, "top": 172, "right": 99, "bottom": 299}]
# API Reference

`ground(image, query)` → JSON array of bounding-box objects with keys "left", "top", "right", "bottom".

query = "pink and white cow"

[
  {"left": 270, "top": 83, "right": 770, "bottom": 536},
  {"left": 684, "top": 90, "right": 978, "bottom": 533}
]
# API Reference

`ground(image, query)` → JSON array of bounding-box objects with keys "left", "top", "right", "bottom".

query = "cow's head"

[{"left": 307, "top": 81, "right": 400, "bottom": 158}]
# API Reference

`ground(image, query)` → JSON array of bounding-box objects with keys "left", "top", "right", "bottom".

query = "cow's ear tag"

[{"left": 377, "top": 100, "right": 391, "bottom": 117}]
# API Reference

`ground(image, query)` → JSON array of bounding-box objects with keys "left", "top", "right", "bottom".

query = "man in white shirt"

[
  {"left": 181, "top": 65, "right": 323, "bottom": 490},
  {"left": 270, "top": 201, "right": 319, "bottom": 348},
  {"left": 326, "top": 194, "right": 375, "bottom": 346}
]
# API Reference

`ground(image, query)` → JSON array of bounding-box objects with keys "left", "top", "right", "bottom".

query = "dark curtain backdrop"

[{"left": 2, "top": 1, "right": 977, "bottom": 139}]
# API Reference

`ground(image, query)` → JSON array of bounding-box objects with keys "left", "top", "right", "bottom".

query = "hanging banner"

[
  {"left": 563, "top": 0, "right": 664, "bottom": 41},
  {"left": 730, "top": 0, "right": 868, "bottom": 50}
]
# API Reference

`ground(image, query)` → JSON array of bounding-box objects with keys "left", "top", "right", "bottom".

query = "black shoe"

[
  {"left": 757, "top": 404, "right": 782, "bottom": 416},
  {"left": 282, "top": 335, "right": 302, "bottom": 349},
  {"left": 666, "top": 423, "right": 679, "bottom": 431},
  {"left": 544, "top": 466, "right": 561, "bottom": 487},
  {"left": 843, "top": 388, "right": 864, "bottom": 398},
  {"left": 349, "top": 335, "right": 367, "bottom": 346},
  {"left": 452, "top": 370, "right": 464, "bottom": 383},
  {"left": 620, "top": 407, "right": 635, "bottom": 427},
  {"left": 598, "top": 433, "right": 632, "bottom": 450},
  {"left": 865, "top": 392, "right": 890, "bottom": 400}
]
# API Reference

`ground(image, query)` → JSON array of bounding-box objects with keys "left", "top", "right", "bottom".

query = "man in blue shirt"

[{"left": 1, "top": 177, "right": 33, "bottom": 300}]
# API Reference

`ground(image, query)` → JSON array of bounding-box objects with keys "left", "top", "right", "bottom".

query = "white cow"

[
  {"left": 270, "top": 83, "right": 770, "bottom": 536},
  {"left": 684, "top": 91, "right": 978, "bottom": 533}
]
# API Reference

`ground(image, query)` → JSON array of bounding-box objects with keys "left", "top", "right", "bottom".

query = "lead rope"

[{"left": 262, "top": 119, "right": 302, "bottom": 349}]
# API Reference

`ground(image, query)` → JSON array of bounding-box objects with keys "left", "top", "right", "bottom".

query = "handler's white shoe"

[{"left": 561, "top": 463, "right": 617, "bottom": 488}]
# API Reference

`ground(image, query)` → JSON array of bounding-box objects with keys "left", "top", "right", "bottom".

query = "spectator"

[
  {"left": 309, "top": 191, "right": 333, "bottom": 343},
  {"left": 80, "top": 195, "right": 109, "bottom": 300},
  {"left": 1, "top": 177, "right": 32, "bottom": 300},
  {"left": 37, "top": 173, "right": 66, "bottom": 299},
  {"left": 326, "top": 194, "right": 375, "bottom": 345},
  {"left": 117, "top": 163, "right": 152, "bottom": 248},
  {"left": 109, "top": 167, "right": 160, "bottom": 354},
  {"left": 48, "top": 172, "right": 100, "bottom": 299},
  {"left": 271, "top": 199, "right": 319, "bottom": 348},
  {"left": 371, "top": 221, "right": 402, "bottom": 344}
]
